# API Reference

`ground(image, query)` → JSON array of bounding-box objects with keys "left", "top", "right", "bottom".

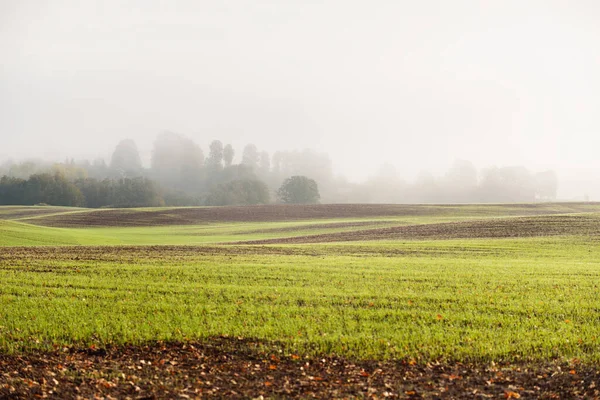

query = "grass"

[
  {"left": 1, "top": 204, "right": 600, "bottom": 363},
  {"left": 0, "top": 219, "right": 400, "bottom": 246},
  {"left": 0, "top": 217, "right": 562, "bottom": 247},
  {"left": 0, "top": 205, "right": 83, "bottom": 220},
  {"left": 0, "top": 216, "right": 501, "bottom": 247},
  {"left": 4, "top": 202, "right": 600, "bottom": 247}
]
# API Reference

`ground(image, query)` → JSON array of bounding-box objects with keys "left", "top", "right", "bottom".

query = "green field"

[{"left": 2, "top": 203, "right": 600, "bottom": 363}]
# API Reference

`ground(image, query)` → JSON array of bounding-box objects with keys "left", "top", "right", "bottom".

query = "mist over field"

[
  {"left": 5, "top": 3, "right": 600, "bottom": 396},
  {"left": 1, "top": 1, "right": 599, "bottom": 201}
]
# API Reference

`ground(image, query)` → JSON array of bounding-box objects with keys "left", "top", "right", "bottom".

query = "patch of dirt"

[
  {"left": 26, "top": 204, "right": 440, "bottom": 227},
  {"left": 1, "top": 339, "right": 598, "bottom": 399},
  {"left": 240, "top": 220, "right": 397, "bottom": 235},
  {"left": 27, "top": 203, "right": 600, "bottom": 228},
  {"left": 243, "top": 215, "right": 600, "bottom": 244},
  {"left": 0, "top": 246, "right": 326, "bottom": 265},
  {"left": 0, "top": 246, "right": 490, "bottom": 272}
]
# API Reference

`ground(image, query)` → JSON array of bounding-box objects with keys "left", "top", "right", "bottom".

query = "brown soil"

[
  {"left": 240, "top": 220, "right": 396, "bottom": 235},
  {"left": 0, "top": 246, "right": 497, "bottom": 271},
  {"left": 243, "top": 215, "right": 600, "bottom": 244},
  {"left": 26, "top": 204, "right": 444, "bottom": 227},
  {"left": 1, "top": 339, "right": 598, "bottom": 399},
  {"left": 27, "top": 203, "right": 600, "bottom": 228},
  {"left": 0, "top": 246, "right": 328, "bottom": 266}
]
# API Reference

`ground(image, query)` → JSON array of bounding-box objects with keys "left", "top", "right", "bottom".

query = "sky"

[{"left": 1, "top": 0, "right": 599, "bottom": 198}]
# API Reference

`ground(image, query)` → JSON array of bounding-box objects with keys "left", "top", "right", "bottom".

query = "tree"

[
  {"left": 206, "top": 140, "right": 224, "bottom": 170},
  {"left": 205, "top": 179, "right": 270, "bottom": 206},
  {"left": 241, "top": 144, "right": 259, "bottom": 170},
  {"left": 220, "top": 164, "right": 256, "bottom": 183},
  {"left": 362, "top": 163, "right": 404, "bottom": 203},
  {"left": 272, "top": 151, "right": 282, "bottom": 175},
  {"left": 74, "top": 177, "right": 164, "bottom": 208},
  {"left": 223, "top": 144, "right": 235, "bottom": 167},
  {"left": 445, "top": 160, "right": 477, "bottom": 189},
  {"left": 109, "top": 177, "right": 164, "bottom": 207},
  {"left": 7, "top": 160, "right": 48, "bottom": 179},
  {"left": 21, "top": 172, "right": 85, "bottom": 206},
  {"left": 110, "top": 139, "right": 142, "bottom": 177},
  {"left": 412, "top": 170, "right": 439, "bottom": 203},
  {"left": 52, "top": 162, "right": 88, "bottom": 181},
  {"left": 277, "top": 176, "right": 320, "bottom": 204},
  {"left": 88, "top": 158, "right": 109, "bottom": 179},
  {"left": 151, "top": 132, "right": 204, "bottom": 191},
  {"left": 0, "top": 176, "right": 26, "bottom": 205},
  {"left": 75, "top": 178, "right": 113, "bottom": 208},
  {"left": 259, "top": 151, "right": 270, "bottom": 175},
  {"left": 180, "top": 139, "right": 205, "bottom": 189},
  {"left": 478, "top": 166, "right": 535, "bottom": 203},
  {"left": 269, "top": 149, "right": 333, "bottom": 186},
  {"left": 442, "top": 160, "right": 478, "bottom": 203}
]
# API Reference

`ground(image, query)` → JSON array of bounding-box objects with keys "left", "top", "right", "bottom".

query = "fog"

[{"left": 1, "top": 1, "right": 600, "bottom": 200}]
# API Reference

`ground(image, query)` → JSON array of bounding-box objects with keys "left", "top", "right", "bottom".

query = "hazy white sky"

[{"left": 1, "top": 0, "right": 599, "bottom": 196}]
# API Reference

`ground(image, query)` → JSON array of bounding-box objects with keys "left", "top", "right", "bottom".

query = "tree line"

[
  {"left": 350, "top": 161, "right": 558, "bottom": 204},
  {"left": 0, "top": 173, "right": 163, "bottom": 207},
  {"left": 0, "top": 132, "right": 557, "bottom": 207}
]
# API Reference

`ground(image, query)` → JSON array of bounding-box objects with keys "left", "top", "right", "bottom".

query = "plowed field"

[
  {"left": 244, "top": 214, "right": 600, "bottom": 244},
  {"left": 2, "top": 339, "right": 598, "bottom": 399},
  {"left": 3, "top": 203, "right": 600, "bottom": 398},
  {"left": 26, "top": 202, "right": 600, "bottom": 227}
]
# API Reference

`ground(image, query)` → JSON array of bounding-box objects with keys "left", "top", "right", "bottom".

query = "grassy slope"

[
  {"left": 0, "top": 216, "right": 586, "bottom": 247},
  {"left": 0, "top": 221, "right": 83, "bottom": 246},
  {"left": 2, "top": 204, "right": 600, "bottom": 362},
  {"left": 1, "top": 238, "right": 600, "bottom": 361},
  {"left": 3, "top": 203, "right": 600, "bottom": 247},
  {"left": 0, "top": 219, "right": 405, "bottom": 246}
]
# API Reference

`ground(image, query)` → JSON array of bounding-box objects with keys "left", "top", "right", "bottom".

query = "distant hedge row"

[
  {"left": 0, "top": 173, "right": 163, "bottom": 208},
  {"left": 0, "top": 172, "right": 285, "bottom": 208}
]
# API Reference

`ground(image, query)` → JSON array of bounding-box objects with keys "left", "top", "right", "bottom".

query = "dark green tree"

[
  {"left": 0, "top": 176, "right": 26, "bottom": 205},
  {"left": 15, "top": 172, "right": 85, "bottom": 206},
  {"left": 74, "top": 177, "right": 164, "bottom": 208},
  {"left": 109, "top": 177, "right": 164, "bottom": 207}
]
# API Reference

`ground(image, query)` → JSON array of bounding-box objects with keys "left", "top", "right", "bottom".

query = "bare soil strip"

[
  {"left": 27, "top": 203, "right": 600, "bottom": 228},
  {"left": 1, "top": 339, "right": 599, "bottom": 399},
  {"left": 243, "top": 215, "right": 600, "bottom": 244},
  {"left": 0, "top": 246, "right": 327, "bottom": 265},
  {"left": 239, "top": 220, "right": 397, "bottom": 235},
  {"left": 0, "top": 246, "right": 494, "bottom": 270}
]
